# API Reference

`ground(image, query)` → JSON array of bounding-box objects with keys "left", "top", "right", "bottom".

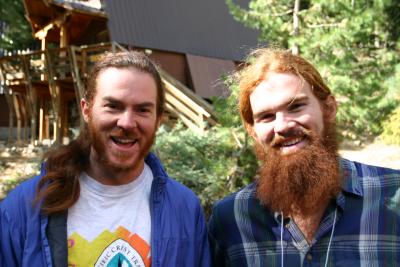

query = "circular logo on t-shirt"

[{"left": 95, "top": 239, "right": 146, "bottom": 267}]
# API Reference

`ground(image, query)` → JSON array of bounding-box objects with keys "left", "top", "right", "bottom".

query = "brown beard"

[
  {"left": 255, "top": 121, "right": 340, "bottom": 216},
  {"left": 87, "top": 117, "right": 156, "bottom": 174}
]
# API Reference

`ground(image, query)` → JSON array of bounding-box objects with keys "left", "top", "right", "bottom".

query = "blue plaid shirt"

[{"left": 208, "top": 158, "right": 400, "bottom": 266}]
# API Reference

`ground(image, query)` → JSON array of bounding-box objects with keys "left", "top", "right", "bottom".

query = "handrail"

[{"left": 0, "top": 43, "right": 218, "bottom": 132}]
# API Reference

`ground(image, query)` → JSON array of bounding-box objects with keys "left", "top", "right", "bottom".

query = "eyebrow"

[
  {"left": 287, "top": 95, "right": 308, "bottom": 108},
  {"left": 102, "top": 96, "right": 156, "bottom": 108},
  {"left": 253, "top": 95, "right": 309, "bottom": 119}
]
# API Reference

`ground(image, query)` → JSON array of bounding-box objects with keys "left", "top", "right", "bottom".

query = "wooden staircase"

[{"left": 0, "top": 43, "right": 218, "bottom": 145}]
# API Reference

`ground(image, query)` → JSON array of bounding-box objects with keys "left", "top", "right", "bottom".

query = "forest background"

[{"left": 1, "top": 0, "right": 399, "bottom": 214}]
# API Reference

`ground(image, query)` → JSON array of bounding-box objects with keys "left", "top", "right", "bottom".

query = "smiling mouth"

[
  {"left": 110, "top": 136, "right": 138, "bottom": 146},
  {"left": 280, "top": 137, "right": 304, "bottom": 147}
]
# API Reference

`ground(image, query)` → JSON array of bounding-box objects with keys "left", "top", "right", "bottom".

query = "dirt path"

[{"left": 339, "top": 142, "right": 400, "bottom": 169}]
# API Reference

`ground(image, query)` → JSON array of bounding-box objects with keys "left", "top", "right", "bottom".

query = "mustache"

[
  {"left": 109, "top": 127, "right": 137, "bottom": 139},
  {"left": 270, "top": 127, "right": 312, "bottom": 147}
]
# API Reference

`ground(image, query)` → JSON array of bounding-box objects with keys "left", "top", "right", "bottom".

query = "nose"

[
  {"left": 116, "top": 110, "right": 137, "bottom": 130},
  {"left": 273, "top": 112, "right": 295, "bottom": 135}
]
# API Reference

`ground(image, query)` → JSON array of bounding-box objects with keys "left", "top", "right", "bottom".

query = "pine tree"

[
  {"left": 226, "top": 0, "right": 400, "bottom": 139},
  {"left": 0, "top": 0, "right": 36, "bottom": 53}
]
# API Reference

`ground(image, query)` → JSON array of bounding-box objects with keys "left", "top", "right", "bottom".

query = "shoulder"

[
  {"left": 340, "top": 158, "right": 400, "bottom": 178},
  {"left": 213, "top": 182, "right": 257, "bottom": 213},
  {"left": 2, "top": 174, "right": 42, "bottom": 209},
  {"left": 340, "top": 158, "right": 400, "bottom": 186},
  {"left": 164, "top": 178, "right": 200, "bottom": 202},
  {"left": 1, "top": 173, "right": 43, "bottom": 227},
  {"left": 145, "top": 153, "right": 201, "bottom": 207},
  {"left": 340, "top": 158, "right": 400, "bottom": 197},
  {"left": 209, "top": 183, "right": 257, "bottom": 227}
]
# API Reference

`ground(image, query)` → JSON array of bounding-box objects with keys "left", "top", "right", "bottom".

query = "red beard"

[{"left": 255, "top": 121, "right": 340, "bottom": 216}]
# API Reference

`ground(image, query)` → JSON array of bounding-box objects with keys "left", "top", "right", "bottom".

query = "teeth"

[
  {"left": 282, "top": 137, "right": 302, "bottom": 147},
  {"left": 112, "top": 137, "right": 136, "bottom": 144}
]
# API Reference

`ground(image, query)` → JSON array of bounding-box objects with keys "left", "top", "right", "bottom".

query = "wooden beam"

[
  {"left": 34, "top": 22, "right": 54, "bottom": 40},
  {"left": 21, "top": 55, "right": 38, "bottom": 144},
  {"left": 12, "top": 94, "right": 22, "bottom": 145},
  {"left": 39, "top": 99, "right": 44, "bottom": 143},
  {"left": 44, "top": 50, "right": 62, "bottom": 144}
]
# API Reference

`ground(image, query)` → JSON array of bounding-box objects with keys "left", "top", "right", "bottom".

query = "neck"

[
  {"left": 87, "top": 150, "right": 144, "bottom": 186},
  {"left": 290, "top": 198, "right": 330, "bottom": 244}
]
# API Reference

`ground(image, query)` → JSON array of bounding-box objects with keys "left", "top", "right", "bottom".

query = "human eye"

[
  {"left": 136, "top": 104, "right": 154, "bottom": 115},
  {"left": 104, "top": 101, "right": 120, "bottom": 111},
  {"left": 288, "top": 102, "right": 306, "bottom": 112},
  {"left": 256, "top": 113, "right": 275, "bottom": 123},
  {"left": 138, "top": 107, "right": 151, "bottom": 113}
]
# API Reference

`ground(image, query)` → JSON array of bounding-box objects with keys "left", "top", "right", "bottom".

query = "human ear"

[
  {"left": 155, "top": 113, "right": 163, "bottom": 129},
  {"left": 324, "top": 95, "right": 337, "bottom": 123},
  {"left": 81, "top": 98, "right": 91, "bottom": 123},
  {"left": 245, "top": 123, "right": 258, "bottom": 141}
]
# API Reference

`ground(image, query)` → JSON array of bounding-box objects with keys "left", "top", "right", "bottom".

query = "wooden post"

[
  {"left": 68, "top": 46, "right": 85, "bottom": 129},
  {"left": 44, "top": 50, "right": 62, "bottom": 145},
  {"left": 21, "top": 55, "right": 38, "bottom": 145},
  {"left": 60, "top": 24, "right": 69, "bottom": 48},
  {"left": 3, "top": 85, "right": 15, "bottom": 144},
  {"left": 0, "top": 65, "right": 16, "bottom": 143},
  {"left": 20, "top": 96, "right": 29, "bottom": 143},
  {"left": 45, "top": 102, "right": 50, "bottom": 141},
  {"left": 39, "top": 98, "right": 44, "bottom": 143},
  {"left": 292, "top": 0, "right": 300, "bottom": 55},
  {"left": 61, "top": 96, "right": 69, "bottom": 144},
  {"left": 13, "top": 94, "right": 22, "bottom": 145}
]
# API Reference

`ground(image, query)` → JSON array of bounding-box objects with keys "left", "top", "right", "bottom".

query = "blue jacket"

[{"left": 0, "top": 153, "right": 211, "bottom": 266}]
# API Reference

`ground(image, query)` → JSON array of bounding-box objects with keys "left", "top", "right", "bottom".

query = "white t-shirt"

[{"left": 67, "top": 164, "right": 153, "bottom": 267}]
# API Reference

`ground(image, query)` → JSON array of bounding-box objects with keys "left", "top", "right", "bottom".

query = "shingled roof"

[{"left": 104, "top": 0, "right": 261, "bottom": 61}]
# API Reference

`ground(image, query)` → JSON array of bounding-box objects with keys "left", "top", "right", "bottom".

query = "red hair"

[{"left": 238, "top": 48, "right": 332, "bottom": 131}]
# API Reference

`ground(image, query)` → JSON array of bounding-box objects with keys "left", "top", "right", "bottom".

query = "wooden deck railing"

[{"left": 0, "top": 42, "right": 218, "bottom": 144}]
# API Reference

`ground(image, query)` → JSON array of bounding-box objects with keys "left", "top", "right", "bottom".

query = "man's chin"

[{"left": 104, "top": 155, "right": 143, "bottom": 172}]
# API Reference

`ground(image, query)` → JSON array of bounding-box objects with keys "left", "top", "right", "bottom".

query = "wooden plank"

[
  {"left": 165, "top": 93, "right": 204, "bottom": 127},
  {"left": 12, "top": 94, "right": 22, "bottom": 144},
  {"left": 165, "top": 102, "right": 199, "bottom": 130},
  {"left": 163, "top": 81, "right": 211, "bottom": 118}
]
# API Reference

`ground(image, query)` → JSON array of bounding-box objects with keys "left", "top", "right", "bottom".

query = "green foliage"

[
  {"left": 211, "top": 75, "right": 243, "bottom": 128},
  {"left": 0, "top": 0, "right": 36, "bottom": 51},
  {"left": 155, "top": 76, "right": 259, "bottom": 214},
  {"left": 0, "top": 159, "right": 40, "bottom": 200},
  {"left": 1, "top": 176, "right": 29, "bottom": 199},
  {"left": 380, "top": 106, "right": 400, "bottom": 145},
  {"left": 226, "top": 0, "right": 400, "bottom": 140},
  {"left": 154, "top": 123, "right": 257, "bottom": 216}
]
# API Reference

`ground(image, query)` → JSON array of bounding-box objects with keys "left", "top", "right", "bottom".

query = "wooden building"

[{"left": 0, "top": 0, "right": 260, "bottom": 145}]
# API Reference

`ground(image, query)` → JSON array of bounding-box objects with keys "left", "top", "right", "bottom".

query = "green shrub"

[
  {"left": 154, "top": 123, "right": 257, "bottom": 216},
  {"left": 381, "top": 106, "right": 400, "bottom": 145},
  {"left": 1, "top": 176, "right": 30, "bottom": 198}
]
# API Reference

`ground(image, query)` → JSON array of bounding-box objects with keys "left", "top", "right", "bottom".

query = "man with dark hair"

[
  {"left": 1, "top": 51, "right": 211, "bottom": 266},
  {"left": 208, "top": 48, "right": 400, "bottom": 266}
]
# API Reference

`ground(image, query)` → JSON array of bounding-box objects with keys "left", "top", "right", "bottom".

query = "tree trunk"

[{"left": 292, "top": 0, "right": 300, "bottom": 55}]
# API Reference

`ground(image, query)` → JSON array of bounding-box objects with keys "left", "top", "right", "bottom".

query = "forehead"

[
  {"left": 94, "top": 67, "right": 157, "bottom": 101},
  {"left": 250, "top": 72, "right": 315, "bottom": 112}
]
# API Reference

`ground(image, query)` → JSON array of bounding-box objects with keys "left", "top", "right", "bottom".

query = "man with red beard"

[
  {"left": 0, "top": 51, "right": 211, "bottom": 266},
  {"left": 208, "top": 48, "right": 400, "bottom": 266}
]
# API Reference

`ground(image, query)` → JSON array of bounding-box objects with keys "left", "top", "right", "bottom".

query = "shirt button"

[{"left": 306, "top": 253, "right": 313, "bottom": 261}]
